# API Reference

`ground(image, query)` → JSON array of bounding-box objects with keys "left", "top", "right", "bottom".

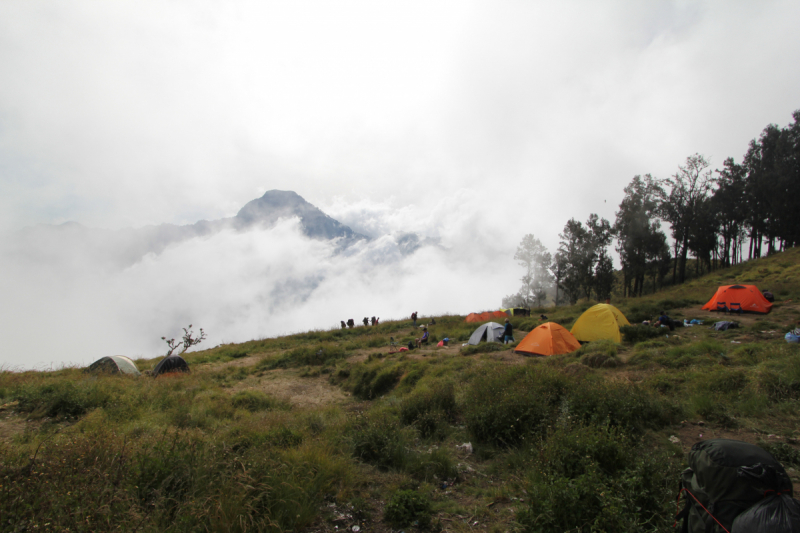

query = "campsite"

[{"left": 1, "top": 247, "right": 799, "bottom": 531}]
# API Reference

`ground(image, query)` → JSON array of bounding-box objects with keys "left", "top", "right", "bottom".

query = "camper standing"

[
  {"left": 503, "top": 319, "right": 514, "bottom": 344},
  {"left": 411, "top": 311, "right": 418, "bottom": 327}
]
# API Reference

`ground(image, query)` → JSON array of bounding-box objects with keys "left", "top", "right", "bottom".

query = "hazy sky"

[{"left": 1, "top": 1, "right": 799, "bottom": 368}]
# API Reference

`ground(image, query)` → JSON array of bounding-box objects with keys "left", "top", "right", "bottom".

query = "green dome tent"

[{"left": 85, "top": 355, "right": 141, "bottom": 376}]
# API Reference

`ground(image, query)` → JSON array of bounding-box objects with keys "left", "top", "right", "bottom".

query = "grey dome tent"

[
  {"left": 468, "top": 322, "right": 505, "bottom": 345},
  {"left": 85, "top": 355, "right": 141, "bottom": 376},
  {"left": 152, "top": 355, "right": 189, "bottom": 376}
]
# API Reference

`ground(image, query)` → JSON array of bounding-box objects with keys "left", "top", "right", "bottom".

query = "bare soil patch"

[
  {"left": 231, "top": 371, "right": 348, "bottom": 408},
  {"left": 0, "top": 415, "right": 36, "bottom": 443}
]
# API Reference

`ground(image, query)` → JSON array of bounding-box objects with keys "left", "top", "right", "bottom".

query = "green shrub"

[
  {"left": 13, "top": 380, "right": 114, "bottom": 418},
  {"left": 266, "top": 344, "right": 349, "bottom": 369},
  {"left": 696, "top": 368, "right": 748, "bottom": 394},
  {"left": 399, "top": 368, "right": 425, "bottom": 389},
  {"left": 687, "top": 391, "right": 737, "bottom": 426},
  {"left": 626, "top": 302, "right": 661, "bottom": 323},
  {"left": 460, "top": 343, "right": 507, "bottom": 356},
  {"left": 400, "top": 382, "right": 457, "bottom": 439},
  {"left": 406, "top": 447, "right": 459, "bottom": 482},
  {"left": 384, "top": 489, "right": 431, "bottom": 528},
  {"left": 518, "top": 445, "right": 679, "bottom": 533},
  {"left": 464, "top": 366, "right": 568, "bottom": 448},
  {"left": 761, "top": 442, "right": 800, "bottom": 467},
  {"left": 756, "top": 369, "right": 800, "bottom": 402},
  {"left": 657, "top": 298, "right": 702, "bottom": 311},
  {"left": 350, "top": 365, "right": 403, "bottom": 400},
  {"left": 621, "top": 325, "right": 664, "bottom": 344},
  {"left": 573, "top": 340, "right": 621, "bottom": 368},
  {"left": 230, "top": 390, "right": 284, "bottom": 412},
  {"left": 539, "top": 424, "right": 630, "bottom": 478},
  {"left": 565, "top": 379, "right": 679, "bottom": 433},
  {"left": 349, "top": 414, "right": 412, "bottom": 470}
]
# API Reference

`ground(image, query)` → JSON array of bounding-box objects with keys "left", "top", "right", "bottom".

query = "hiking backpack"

[{"left": 677, "top": 439, "right": 793, "bottom": 533}]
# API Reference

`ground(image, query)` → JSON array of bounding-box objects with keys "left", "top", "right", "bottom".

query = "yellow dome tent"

[{"left": 570, "top": 304, "right": 630, "bottom": 343}]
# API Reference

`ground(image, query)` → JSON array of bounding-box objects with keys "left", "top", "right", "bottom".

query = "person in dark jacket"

[
  {"left": 656, "top": 311, "right": 674, "bottom": 331},
  {"left": 503, "top": 319, "right": 514, "bottom": 344}
]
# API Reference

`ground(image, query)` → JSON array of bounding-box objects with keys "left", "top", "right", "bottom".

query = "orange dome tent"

[
  {"left": 515, "top": 322, "right": 581, "bottom": 356},
  {"left": 465, "top": 310, "right": 509, "bottom": 323},
  {"left": 701, "top": 285, "right": 772, "bottom": 314}
]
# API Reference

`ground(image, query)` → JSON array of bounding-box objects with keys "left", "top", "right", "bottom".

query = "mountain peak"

[{"left": 236, "top": 190, "right": 365, "bottom": 241}]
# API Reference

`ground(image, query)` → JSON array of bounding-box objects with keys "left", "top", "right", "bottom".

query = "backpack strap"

[
  {"left": 677, "top": 488, "right": 731, "bottom": 533},
  {"left": 675, "top": 479, "right": 692, "bottom": 533}
]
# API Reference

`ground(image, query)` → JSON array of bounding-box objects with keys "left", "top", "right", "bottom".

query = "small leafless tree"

[{"left": 161, "top": 324, "right": 207, "bottom": 356}]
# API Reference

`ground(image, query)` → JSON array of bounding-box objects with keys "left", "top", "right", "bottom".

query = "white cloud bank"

[{"left": 0, "top": 192, "right": 521, "bottom": 369}]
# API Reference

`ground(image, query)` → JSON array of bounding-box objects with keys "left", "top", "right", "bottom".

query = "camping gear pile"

[
  {"left": 702, "top": 285, "right": 773, "bottom": 314},
  {"left": 677, "top": 439, "right": 800, "bottom": 533}
]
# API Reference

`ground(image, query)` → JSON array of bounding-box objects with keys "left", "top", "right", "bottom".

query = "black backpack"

[{"left": 677, "top": 439, "right": 793, "bottom": 533}]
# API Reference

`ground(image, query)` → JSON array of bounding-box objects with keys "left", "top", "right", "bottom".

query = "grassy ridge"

[{"left": 1, "top": 247, "right": 800, "bottom": 531}]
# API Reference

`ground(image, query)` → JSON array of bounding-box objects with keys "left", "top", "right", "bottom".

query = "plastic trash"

[
  {"left": 456, "top": 442, "right": 473, "bottom": 454},
  {"left": 786, "top": 332, "right": 800, "bottom": 344}
]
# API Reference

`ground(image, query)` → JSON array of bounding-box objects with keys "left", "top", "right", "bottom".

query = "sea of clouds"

[{"left": 0, "top": 191, "right": 522, "bottom": 369}]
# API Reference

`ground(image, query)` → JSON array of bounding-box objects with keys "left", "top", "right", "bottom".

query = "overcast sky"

[{"left": 1, "top": 1, "right": 799, "bottom": 368}]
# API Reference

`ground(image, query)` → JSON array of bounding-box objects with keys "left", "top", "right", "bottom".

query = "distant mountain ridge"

[{"left": 10, "top": 190, "right": 367, "bottom": 269}]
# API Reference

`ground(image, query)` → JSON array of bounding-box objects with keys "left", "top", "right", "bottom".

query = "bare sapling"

[{"left": 161, "top": 324, "right": 207, "bottom": 356}]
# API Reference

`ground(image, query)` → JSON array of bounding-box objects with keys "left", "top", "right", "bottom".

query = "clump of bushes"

[
  {"left": 567, "top": 378, "right": 680, "bottom": 432},
  {"left": 463, "top": 366, "right": 568, "bottom": 448},
  {"left": 230, "top": 390, "right": 285, "bottom": 412},
  {"left": 762, "top": 442, "right": 800, "bottom": 467},
  {"left": 460, "top": 343, "right": 507, "bottom": 356},
  {"left": 400, "top": 382, "right": 457, "bottom": 439},
  {"left": 518, "top": 426, "right": 679, "bottom": 533},
  {"left": 621, "top": 324, "right": 665, "bottom": 344},
  {"left": 348, "top": 364, "right": 403, "bottom": 400},
  {"left": 384, "top": 489, "right": 432, "bottom": 528},
  {"left": 264, "top": 344, "right": 348, "bottom": 369},
  {"left": 348, "top": 412, "right": 457, "bottom": 481},
  {"left": 463, "top": 366, "right": 679, "bottom": 449},
  {"left": 13, "top": 380, "right": 115, "bottom": 419},
  {"left": 574, "top": 340, "right": 622, "bottom": 368}
]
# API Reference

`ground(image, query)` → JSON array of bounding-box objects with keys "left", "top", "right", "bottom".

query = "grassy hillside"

[{"left": 2, "top": 247, "right": 800, "bottom": 532}]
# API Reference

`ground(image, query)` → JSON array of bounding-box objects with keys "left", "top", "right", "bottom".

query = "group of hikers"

[{"left": 340, "top": 316, "right": 380, "bottom": 329}]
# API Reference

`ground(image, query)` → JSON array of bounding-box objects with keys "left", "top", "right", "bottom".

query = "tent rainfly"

[
  {"left": 515, "top": 322, "right": 581, "bottom": 356},
  {"left": 570, "top": 304, "right": 631, "bottom": 343},
  {"left": 152, "top": 355, "right": 190, "bottom": 376},
  {"left": 701, "top": 285, "right": 773, "bottom": 314},
  {"left": 85, "top": 355, "right": 141, "bottom": 376},
  {"left": 466, "top": 311, "right": 509, "bottom": 323},
  {"left": 468, "top": 322, "right": 505, "bottom": 345}
]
